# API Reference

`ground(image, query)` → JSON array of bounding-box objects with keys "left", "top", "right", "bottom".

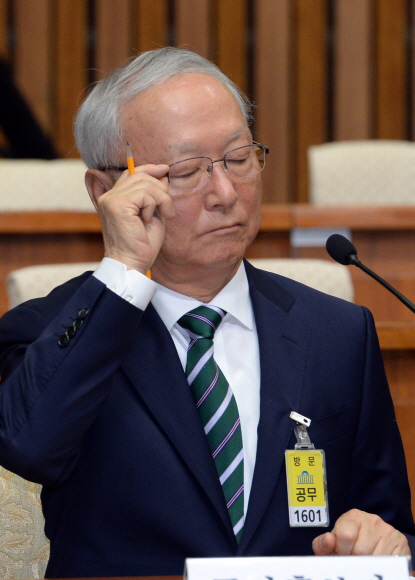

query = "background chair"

[
  {"left": 0, "top": 159, "right": 92, "bottom": 211},
  {"left": 308, "top": 140, "right": 415, "bottom": 206},
  {"left": 0, "top": 467, "right": 49, "bottom": 579},
  {"left": 249, "top": 258, "right": 354, "bottom": 302},
  {"left": 7, "top": 262, "right": 100, "bottom": 309}
]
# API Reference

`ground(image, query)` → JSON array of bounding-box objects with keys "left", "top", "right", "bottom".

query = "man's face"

[{"left": 121, "top": 73, "right": 262, "bottom": 274}]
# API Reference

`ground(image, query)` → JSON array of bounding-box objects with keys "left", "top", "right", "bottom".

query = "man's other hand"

[{"left": 312, "top": 509, "right": 410, "bottom": 556}]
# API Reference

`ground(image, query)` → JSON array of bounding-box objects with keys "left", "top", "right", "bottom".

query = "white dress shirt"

[{"left": 94, "top": 258, "right": 261, "bottom": 515}]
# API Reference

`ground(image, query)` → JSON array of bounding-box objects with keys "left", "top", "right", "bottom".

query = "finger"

[
  {"left": 115, "top": 165, "right": 170, "bottom": 193},
  {"left": 312, "top": 532, "right": 336, "bottom": 556},
  {"left": 134, "top": 163, "right": 170, "bottom": 180},
  {"left": 131, "top": 181, "right": 174, "bottom": 220},
  {"left": 344, "top": 521, "right": 379, "bottom": 555},
  {"left": 112, "top": 175, "right": 173, "bottom": 219},
  {"left": 330, "top": 513, "right": 361, "bottom": 555},
  {"left": 101, "top": 180, "right": 174, "bottom": 221},
  {"left": 140, "top": 194, "right": 158, "bottom": 223}
]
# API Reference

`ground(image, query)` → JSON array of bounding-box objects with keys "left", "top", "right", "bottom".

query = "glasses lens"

[
  {"left": 225, "top": 145, "right": 266, "bottom": 179},
  {"left": 168, "top": 158, "right": 211, "bottom": 191}
]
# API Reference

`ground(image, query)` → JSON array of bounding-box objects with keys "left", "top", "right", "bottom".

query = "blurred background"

[{"left": 0, "top": 0, "right": 413, "bottom": 204}]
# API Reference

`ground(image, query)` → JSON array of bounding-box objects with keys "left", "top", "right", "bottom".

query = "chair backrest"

[
  {"left": 0, "top": 159, "right": 93, "bottom": 211},
  {"left": 308, "top": 140, "right": 415, "bottom": 206},
  {"left": 0, "top": 467, "right": 49, "bottom": 579},
  {"left": 249, "top": 258, "right": 354, "bottom": 302},
  {"left": 7, "top": 263, "right": 100, "bottom": 309}
]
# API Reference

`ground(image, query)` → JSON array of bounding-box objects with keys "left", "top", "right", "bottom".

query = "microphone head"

[{"left": 326, "top": 234, "right": 358, "bottom": 265}]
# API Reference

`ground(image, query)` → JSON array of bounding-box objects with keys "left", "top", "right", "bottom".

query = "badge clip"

[
  {"left": 290, "top": 411, "right": 315, "bottom": 450},
  {"left": 286, "top": 411, "right": 329, "bottom": 527}
]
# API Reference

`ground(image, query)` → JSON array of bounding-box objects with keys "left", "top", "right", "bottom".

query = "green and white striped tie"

[{"left": 178, "top": 305, "right": 244, "bottom": 542}]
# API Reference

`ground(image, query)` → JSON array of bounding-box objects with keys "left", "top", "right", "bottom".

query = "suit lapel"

[
  {"left": 238, "top": 261, "right": 312, "bottom": 553},
  {"left": 121, "top": 303, "right": 236, "bottom": 543}
]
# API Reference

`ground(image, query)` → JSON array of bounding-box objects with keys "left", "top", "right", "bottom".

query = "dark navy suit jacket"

[{"left": 0, "top": 260, "right": 414, "bottom": 577}]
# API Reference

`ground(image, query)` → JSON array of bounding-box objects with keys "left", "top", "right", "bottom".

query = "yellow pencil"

[
  {"left": 126, "top": 141, "right": 135, "bottom": 175},
  {"left": 126, "top": 142, "right": 151, "bottom": 279}
]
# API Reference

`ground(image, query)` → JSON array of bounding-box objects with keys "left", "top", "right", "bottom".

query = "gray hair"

[{"left": 74, "top": 47, "right": 253, "bottom": 169}]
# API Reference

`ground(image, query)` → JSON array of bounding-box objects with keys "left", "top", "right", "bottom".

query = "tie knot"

[{"left": 178, "top": 305, "right": 226, "bottom": 339}]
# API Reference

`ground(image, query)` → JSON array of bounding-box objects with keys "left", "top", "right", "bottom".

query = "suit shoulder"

[{"left": 250, "top": 265, "right": 367, "bottom": 326}]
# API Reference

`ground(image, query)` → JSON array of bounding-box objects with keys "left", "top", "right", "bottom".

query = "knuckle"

[
  {"left": 369, "top": 513, "right": 382, "bottom": 527},
  {"left": 339, "top": 526, "right": 356, "bottom": 544},
  {"left": 352, "top": 543, "right": 368, "bottom": 556},
  {"left": 347, "top": 508, "right": 361, "bottom": 519}
]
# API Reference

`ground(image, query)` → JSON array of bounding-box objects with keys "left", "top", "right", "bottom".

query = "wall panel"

[
  {"left": 53, "top": 0, "right": 88, "bottom": 157},
  {"left": 216, "top": 0, "right": 248, "bottom": 94},
  {"left": 375, "top": 0, "right": 408, "bottom": 139},
  {"left": 294, "top": 0, "right": 328, "bottom": 203},
  {"left": 14, "top": 0, "right": 51, "bottom": 132},
  {"left": 95, "top": 0, "right": 131, "bottom": 79},
  {"left": 333, "top": 0, "right": 373, "bottom": 140},
  {"left": 176, "top": 0, "right": 210, "bottom": 58},
  {"left": 254, "top": 0, "right": 292, "bottom": 203},
  {"left": 0, "top": 0, "right": 8, "bottom": 57},
  {"left": 133, "top": 0, "right": 168, "bottom": 53}
]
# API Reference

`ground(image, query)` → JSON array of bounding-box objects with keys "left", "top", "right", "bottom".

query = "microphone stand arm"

[{"left": 349, "top": 255, "right": 415, "bottom": 315}]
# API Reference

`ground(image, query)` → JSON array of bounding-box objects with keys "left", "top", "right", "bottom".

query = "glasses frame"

[
  {"left": 102, "top": 141, "right": 269, "bottom": 190},
  {"left": 166, "top": 141, "right": 269, "bottom": 192}
]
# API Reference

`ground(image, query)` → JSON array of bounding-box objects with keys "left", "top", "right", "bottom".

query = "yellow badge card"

[{"left": 285, "top": 449, "right": 329, "bottom": 527}]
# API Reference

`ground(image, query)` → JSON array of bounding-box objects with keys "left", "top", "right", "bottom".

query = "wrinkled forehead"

[
  {"left": 120, "top": 73, "right": 250, "bottom": 161},
  {"left": 121, "top": 74, "right": 246, "bottom": 132}
]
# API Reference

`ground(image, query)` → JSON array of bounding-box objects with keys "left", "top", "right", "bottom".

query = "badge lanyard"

[{"left": 285, "top": 411, "right": 329, "bottom": 527}]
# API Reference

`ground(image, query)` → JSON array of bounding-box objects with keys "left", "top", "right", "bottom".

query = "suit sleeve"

[
  {"left": 0, "top": 274, "right": 144, "bottom": 485},
  {"left": 350, "top": 306, "right": 415, "bottom": 553}
]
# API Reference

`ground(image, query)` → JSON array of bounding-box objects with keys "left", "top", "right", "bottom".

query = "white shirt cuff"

[{"left": 93, "top": 257, "right": 157, "bottom": 311}]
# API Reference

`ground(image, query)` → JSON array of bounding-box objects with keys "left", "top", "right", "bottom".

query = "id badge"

[{"left": 285, "top": 412, "right": 329, "bottom": 527}]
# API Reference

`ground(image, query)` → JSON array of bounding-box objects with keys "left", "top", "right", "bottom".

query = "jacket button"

[
  {"left": 73, "top": 318, "right": 83, "bottom": 330},
  {"left": 78, "top": 307, "right": 89, "bottom": 318},
  {"left": 58, "top": 334, "right": 69, "bottom": 348},
  {"left": 66, "top": 326, "right": 76, "bottom": 339}
]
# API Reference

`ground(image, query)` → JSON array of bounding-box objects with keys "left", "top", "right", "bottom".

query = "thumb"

[{"left": 312, "top": 532, "right": 336, "bottom": 555}]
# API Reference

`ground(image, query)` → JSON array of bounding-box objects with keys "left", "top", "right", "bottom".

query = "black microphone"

[{"left": 326, "top": 233, "right": 415, "bottom": 314}]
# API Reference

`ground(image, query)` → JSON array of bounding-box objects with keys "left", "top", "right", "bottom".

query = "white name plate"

[{"left": 184, "top": 555, "right": 411, "bottom": 580}]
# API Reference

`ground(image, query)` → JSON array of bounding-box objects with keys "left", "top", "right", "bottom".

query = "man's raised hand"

[{"left": 87, "top": 164, "right": 174, "bottom": 274}]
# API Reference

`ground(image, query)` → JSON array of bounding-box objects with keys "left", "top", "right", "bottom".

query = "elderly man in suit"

[{"left": 0, "top": 48, "right": 414, "bottom": 578}]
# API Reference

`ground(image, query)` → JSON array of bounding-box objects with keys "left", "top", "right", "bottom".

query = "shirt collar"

[{"left": 151, "top": 261, "right": 254, "bottom": 332}]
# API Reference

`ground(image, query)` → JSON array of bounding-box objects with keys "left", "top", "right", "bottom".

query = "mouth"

[{"left": 208, "top": 223, "right": 242, "bottom": 234}]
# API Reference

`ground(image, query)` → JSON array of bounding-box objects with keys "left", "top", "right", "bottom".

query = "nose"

[{"left": 204, "top": 161, "right": 238, "bottom": 210}]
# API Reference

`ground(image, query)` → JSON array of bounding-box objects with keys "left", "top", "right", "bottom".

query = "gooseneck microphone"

[{"left": 326, "top": 233, "right": 415, "bottom": 314}]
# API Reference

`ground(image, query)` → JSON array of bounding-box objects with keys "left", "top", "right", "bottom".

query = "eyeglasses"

[
  {"left": 167, "top": 142, "right": 269, "bottom": 192},
  {"left": 104, "top": 141, "right": 269, "bottom": 193}
]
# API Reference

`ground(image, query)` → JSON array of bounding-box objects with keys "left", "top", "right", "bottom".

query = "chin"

[{"left": 199, "top": 248, "right": 246, "bottom": 270}]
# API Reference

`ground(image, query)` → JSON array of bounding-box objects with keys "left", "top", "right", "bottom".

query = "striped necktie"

[{"left": 178, "top": 305, "right": 244, "bottom": 542}]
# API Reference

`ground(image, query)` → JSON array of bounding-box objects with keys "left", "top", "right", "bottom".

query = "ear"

[{"left": 85, "top": 169, "right": 116, "bottom": 211}]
